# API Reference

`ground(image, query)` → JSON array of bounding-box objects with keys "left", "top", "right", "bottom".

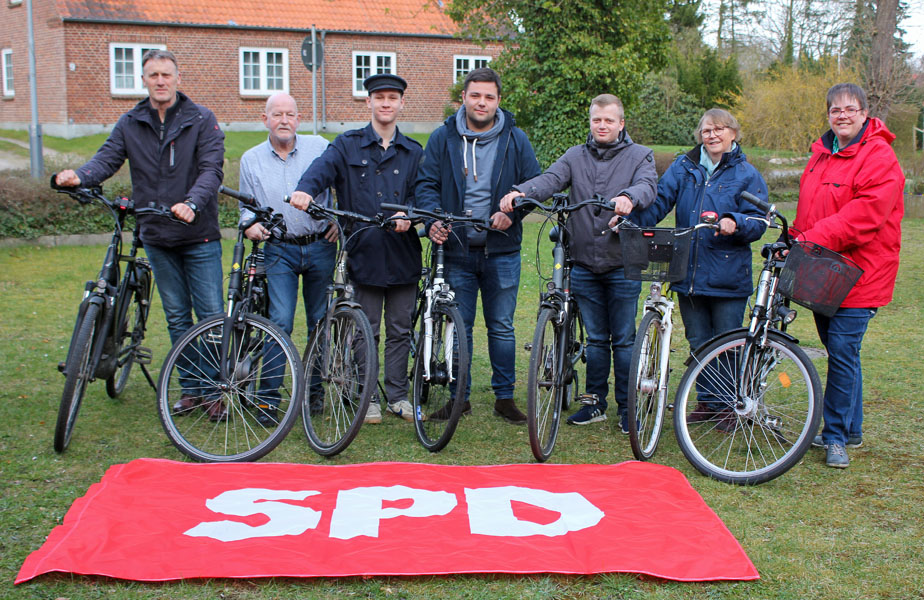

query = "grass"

[{"left": 1, "top": 215, "right": 923, "bottom": 599}]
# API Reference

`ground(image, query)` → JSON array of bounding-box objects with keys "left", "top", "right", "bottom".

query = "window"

[
  {"left": 2, "top": 49, "right": 12, "bottom": 97},
  {"left": 239, "top": 48, "right": 289, "bottom": 96},
  {"left": 109, "top": 43, "right": 167, "bottom": 95},
  {"left": 352, "top": 51, "right": 396, "bottom": 96},
  {"left": 454, "top": 55, "right": 491, "bottom": 82}
]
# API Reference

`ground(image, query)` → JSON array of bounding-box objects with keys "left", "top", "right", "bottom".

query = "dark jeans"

[
  {"left": 678, "top": 293, "right": 748, "bottom": 411},
  {"left": 259, "top": 239, "right": 336, "bottom": 403},
  {"left": 145, "top": 240, "right": 224, "bottom": 396},
  {"left": 570, "top": 264, "right": 641, "bottom": 416},
  {"left": 354, "top": 282, "right": 417, "bottom": 404},
  {"left": 445, "top": 249, "right": 521, "bottom": 401},
  {"left": 815, "top": 307, "right": 875, "bottom": 446}
]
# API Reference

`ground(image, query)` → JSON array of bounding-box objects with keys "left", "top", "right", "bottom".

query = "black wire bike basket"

[
  {"left": 621, "top": 227, "right": 693, "bottom": 282},
  {"left": 778, "top": 241, "right": 863, "bottom": 317}
]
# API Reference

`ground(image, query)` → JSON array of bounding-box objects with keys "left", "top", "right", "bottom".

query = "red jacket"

[{"left": 795, "top": 118, "right": 904, "bottom": 308}]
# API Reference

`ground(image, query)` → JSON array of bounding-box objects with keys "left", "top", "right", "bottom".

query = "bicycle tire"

[
  {"left": 106, "top": 267, "right": 151, "bottom": 398},
  {"left": 628, "top": 310, "right": 668, "bottom": 461},
  {"left": 54, "top": 301, "right": 101, "bottom": 452},
  {"left": 673, "top": 330, "right": 823, "bottom": 485},
  {"left": 562, "top": 307, "right": 584, "bottom": 412},
  {"left": 157, "top": 314, "right": 303, "bottom": 462},
  {"left": 301, "top": 305, "right": 376, "bottom": 456},
  {"left": 527, "top": 306, "right": 565, "bottom": 462},
  {"left": 411, "top": 303, "right": 469, "bottom": 452}
]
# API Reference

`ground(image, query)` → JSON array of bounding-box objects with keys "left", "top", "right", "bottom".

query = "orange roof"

[{"left": 56, "top": 0, "right": 458, "bottom": 36}]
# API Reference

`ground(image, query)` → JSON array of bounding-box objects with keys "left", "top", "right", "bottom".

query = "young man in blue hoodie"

[{"left": 416, "top": 68, "right": 541, "bottom": 424}]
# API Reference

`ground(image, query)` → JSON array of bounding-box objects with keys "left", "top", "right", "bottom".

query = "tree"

[{"left": 443, "top": 0, "right": 671, "bottom": 165}]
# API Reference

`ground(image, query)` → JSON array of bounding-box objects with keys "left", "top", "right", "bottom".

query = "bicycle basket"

[
  {"left": 621, "top": 227, "right": 692, "bottom": 282},
  {"left": 778, "top": 241, "right": 863, "bottom": 317}
]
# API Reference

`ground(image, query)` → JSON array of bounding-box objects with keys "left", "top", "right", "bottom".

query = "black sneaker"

[
  {"left": 255, "top": 403, "right": 278, "bottom": 427},
  {"left": 567, "top": 395, "right": 606, "bottom": 426}
]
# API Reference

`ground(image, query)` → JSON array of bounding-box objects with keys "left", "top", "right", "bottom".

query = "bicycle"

[
  {"left": 620, "top": 212, "right": 720, "bottom": 461},
  {"left": 295, "top": 200, "right": 403, "bottom": 456},
  {"left": 379, "top": 202, "right": 491, "bottom": 452},
  {"left": 516, "top": 193, "right": 617, "bottom": 462},
  {"left": 670, "top": 191, "right": 856, "bottom": 484},
  {"left": 51, "top": 176, "right": 170, "bottom": 453},
  {"left": 156, "top": 186, "right": 303, "bottom": 462}
]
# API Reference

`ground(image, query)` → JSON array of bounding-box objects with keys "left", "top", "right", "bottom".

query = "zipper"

[{"left": 170, "top": 142, "right": 175, "bottom": 167}]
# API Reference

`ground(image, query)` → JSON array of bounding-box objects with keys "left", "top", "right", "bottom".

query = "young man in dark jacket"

[
  {"left": 55, "top": 49, "right": 226, "bottom": 420},
  {"left": 501, "top": 94, "right": 657, "bottom": 431},
  {"left": 416, "top": 68, "right": 542, "bottom": 424},
  {"left": 290, "top": 74, "right": 422, "bottom": 424}
]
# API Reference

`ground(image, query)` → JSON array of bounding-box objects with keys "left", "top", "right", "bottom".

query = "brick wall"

[{"left": 4, "top": 18, "right": 502, "bottom": 135}]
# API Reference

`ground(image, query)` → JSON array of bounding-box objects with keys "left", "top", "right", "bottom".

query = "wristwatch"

[{"left": 183, "top": 199, "right": 198, "bottom": 213}]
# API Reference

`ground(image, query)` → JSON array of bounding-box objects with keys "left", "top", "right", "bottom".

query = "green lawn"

[{"left": 1, "top": 217, "right": 922, "bottom": 599}]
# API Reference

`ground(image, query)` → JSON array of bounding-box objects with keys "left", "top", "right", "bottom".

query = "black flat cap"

[{"left": 363, "top": 73, "right": 407, "bottom": 94}]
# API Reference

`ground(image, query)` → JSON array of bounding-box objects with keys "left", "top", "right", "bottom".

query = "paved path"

[{"left": 0, "top": 136, "right": 63, "bottom": 171}]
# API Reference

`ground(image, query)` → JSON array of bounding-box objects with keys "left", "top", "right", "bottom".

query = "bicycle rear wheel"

[
  {"left": 628, "top": 310, "right": 668, "bottom": 460},
  {"left": 412, "top": 303, "right": 469, "bottom": 452},
  {"left": 301, "top": 305, "right": 376, "bottom": 456},
  {"left": 527, "top": 307, "right": 565, "bottom": 462},
  {"left": 673, "top": 330, "right": 822, "bottom": 485},
  {"left": 107, "top": 266, "right": 151, "bottom": 398},
  {"left": 55, "top": 301, "right": 101, "bottom": 452},
  {"left": 157, "top": 314, "right": 303, "bottom": 462}
]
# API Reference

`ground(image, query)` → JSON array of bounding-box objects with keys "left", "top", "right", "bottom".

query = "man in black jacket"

[{"left": 55, "top": 49, "right": 226, "bottom": 420}]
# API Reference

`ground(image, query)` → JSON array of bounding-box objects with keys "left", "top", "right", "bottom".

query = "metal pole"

[
  {"left": 311, "top": 24, "right": 317, "bottom": 135},
  {"left": 26, "top": 0, "right": 43, "bottom": 178},
  {"left": 321, "top": 30, "right": 326, "bottom": 130}
]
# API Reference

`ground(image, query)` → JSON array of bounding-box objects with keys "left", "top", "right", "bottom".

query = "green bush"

[{"left": 629, "top": 74, "right": 703, "bottom": 147}]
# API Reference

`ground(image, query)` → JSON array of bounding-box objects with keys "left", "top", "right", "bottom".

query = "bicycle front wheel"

[
  {"left": 412, "top": 303, "right": 469, "bottom": 452},
  {"left": 673, "top": 330, "right": 823, "bottom": 485},
  {"left": 157, "top": 314, "right": 303, "bottom": 462},
  {"left": 628, "top": 310, "right": 668, "bottom": 461},
  {"left": 55, "top": 301, "right": 101, "bottom": 453},
  {"left": 527, "top": 307, "right": 565, "bottom": 462},
  {"left": 107, "top": 267, "right": 151, "bottom": 398},
  {"left": 301, "top": 305, "right": 376, "bottom": 456}
]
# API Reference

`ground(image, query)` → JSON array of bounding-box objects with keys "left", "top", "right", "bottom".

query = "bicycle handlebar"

[
  {"left": 740, "top": 191, "right": 771, "bottom": 214},
  {"left": 220, "top": 186, "right": 287, "bottom": 239},
  {"left": 513, "top": 193, "right": 616, "bottom": 215},
  {"left": 50, "top": 173, "right": 182, "bottom": 222},
  {"left": 379, "top": 203, "right": 492, "bottom": 230}
]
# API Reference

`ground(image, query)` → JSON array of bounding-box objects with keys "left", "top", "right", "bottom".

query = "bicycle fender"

[{"left": 683, "top": 327, "right": 802, "bottom": 366}]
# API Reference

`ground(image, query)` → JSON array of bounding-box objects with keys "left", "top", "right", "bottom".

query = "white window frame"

[
  {"left": 352, "top": 51, "right": 396, "bottom": 97},
  {"left": 2, "top": 49, "right": 12, "bottom": 97},
  {"left": 453, "top": 55, "right": 491, "bottom": 82},
  {"left": 108, "top": 42, "right": 167, "bottom": 96},
  {"left": 8, "top": 0, "right": 23, "bottom": 6},
  {"left": 238, "top": 47, "right": 289, "bottom": 96}
]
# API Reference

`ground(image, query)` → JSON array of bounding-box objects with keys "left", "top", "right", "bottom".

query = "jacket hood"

[
  {"left": 684, "top": 142, "right": 745, "bottom": 168},
  {"left": 811, "top": 117, "right": 895, "bottom": 157},
  {"left": 443, "top": 107, "right": 517, "bottom": 135}
]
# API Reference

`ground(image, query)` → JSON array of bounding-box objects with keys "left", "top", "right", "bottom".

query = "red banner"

[{"left": 17, "top": 459, "right": 757, "bottom": 583}]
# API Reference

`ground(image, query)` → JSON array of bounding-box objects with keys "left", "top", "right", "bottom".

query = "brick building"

[{"left": 0, "top": 0, "right": 502, "bottom": 137}]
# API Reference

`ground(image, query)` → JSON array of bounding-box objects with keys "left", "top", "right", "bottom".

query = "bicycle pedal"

[
  {"left": 58, "top": 361, "right": 66, "bottom": 374},
  {"left": 523, "top": 343, "right": 533, "bottom": 351},
  {"left": 134, "top": 346, "right": 153, "bottom": 364}
]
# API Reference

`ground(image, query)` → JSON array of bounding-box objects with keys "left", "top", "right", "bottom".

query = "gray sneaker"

[
  {"left": 813, "top": 434, "right": 863, "bottom": 448},
  {"left": 825, "top": 443, "right": 849, "bottom": 468},
  {"left": 387, "top": 400, "right": 415, "bottom": 422},
  {"left": 364, "top": 402, "right": 382, "bottom": 424}
]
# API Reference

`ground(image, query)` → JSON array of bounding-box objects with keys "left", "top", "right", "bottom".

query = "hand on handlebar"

[
  {"left": 245, "top": 222, "right": 270, "bottom": 241},
  {"left": 429, "top": 220, "right": 451, "bottom": 245},
  {"left": 716, "top": 217, "right": 738, "bottom": 236},
  {"left": 55, "top": 170, "right": 81, "bottom": 187},
  {"left": 391, "top": 211, "right": 411, "bottom": 233},
  {"left": 490, "top": 211, "right": 512, "bottom": 231},
  {"left": 611, "top": 194, "right": 633, "bottom": 216},
  {"left": 289, "top": 191, "right": 313, "bottom": 211},
  {"left": 170, "top": 202, "right": 196, "bottom": 224},
  {"left": 500, "top": 190, "right": 524, "bottom": 213}
]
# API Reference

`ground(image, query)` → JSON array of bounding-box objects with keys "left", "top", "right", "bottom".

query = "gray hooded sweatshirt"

[{"left": 456, "top": 107, "right": 505, "bottom": 246}]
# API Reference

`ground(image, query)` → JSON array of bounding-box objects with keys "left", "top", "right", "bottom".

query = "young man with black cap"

[{"left": 290, "top": 73, "right": 422, "bottom": 424}]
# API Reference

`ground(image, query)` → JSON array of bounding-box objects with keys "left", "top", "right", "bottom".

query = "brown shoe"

[
  {"left": 204, "top": 398, "right": 228, "bottom": 422},
  {"left": 172, "top": 394, "right": 201, "bottom": 415},
  {"left": 686, "top": 402, "right": 716, "bottom": 424},
  {"left": 493, "top": 397, "right": 527, "bottom": 425},
  {"left": 713, "top": 410, "right": 738, "bottom": 433}
]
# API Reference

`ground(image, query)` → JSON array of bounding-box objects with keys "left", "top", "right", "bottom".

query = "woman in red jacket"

[{"left": 796, "top": 83, "right": 904, "bottom": 468}]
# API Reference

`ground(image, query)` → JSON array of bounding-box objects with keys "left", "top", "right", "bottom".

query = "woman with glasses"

[
  {"left": 638, "top": 108, "right": 768, "bottom": 430},
  {"left": 797, "top": 83, "right": 904, "bottom": 469}
]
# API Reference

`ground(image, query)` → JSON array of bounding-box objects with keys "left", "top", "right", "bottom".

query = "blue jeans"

[
  {"left": 815, "top": 307, "right": 875, "bottom": 446},
  {"left": 260, "top": 240, "right": 336, "bottom": 402},
  {"left": 570, "top": 264, "right": 641, "bottom": 416},
  {"left": 678, "top": 294, "right": 748, "bottom": 411},
  {"left": 445, "top": 250, "right": 520, "bottom": 401},
  {"left": 145, "top": 241, "right": 224, "bottom": 395}
]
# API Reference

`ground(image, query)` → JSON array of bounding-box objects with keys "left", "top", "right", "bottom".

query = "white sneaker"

[
  {"left": 364, "top": 402, "right": 382, "bottom": 424},
  {"left": 388, "top": 400, "right": 415, "bottom": 422}
]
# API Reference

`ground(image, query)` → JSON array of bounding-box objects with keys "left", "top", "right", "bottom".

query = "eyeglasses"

[
  {"left": 700, "top": 126, "right": 727, "bottom": 138},
  {"left": 828, "top": 107, "right": 862, "bottom": 118}
]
